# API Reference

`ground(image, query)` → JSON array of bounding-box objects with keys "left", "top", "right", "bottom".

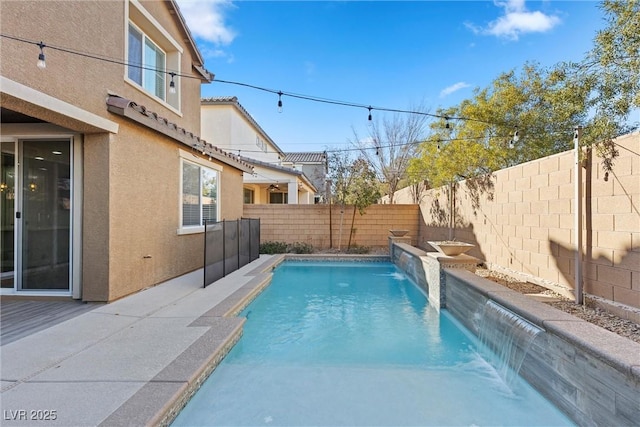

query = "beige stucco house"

[
  {"left": 0, "top": 0, "right": 252, "bottom": 302},
  {"left": 201, "top": 96, "right": 318, "bottom": 204}
]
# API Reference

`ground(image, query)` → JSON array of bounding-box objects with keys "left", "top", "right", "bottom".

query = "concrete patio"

[{"left": 0, "top": 255, "right": 278, "bottom": 426}]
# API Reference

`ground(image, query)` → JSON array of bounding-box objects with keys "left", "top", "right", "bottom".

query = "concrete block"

[
  {"left": 549, "top": 199, "right": 571, "bottom": 213},
  {"left": 539, "top": 156, "right": 560, "bottom": 174},
  {"left": 540, "top": 186, "right": 559, "bottom": 201},
  {"left": 597, "top": 230, "right": 632, "bottom": 250},
  {"left": 612, "top": 286, "right": 640, "bottom": 308},
  {"left": 597, "top": 195, "right": 632, "bottom": 214},
  {"left": 550, "top": 169, "right": 571, "bottom": 186},
  {"left": 614, "top": 213, "right": 640, "bottom": 232}
]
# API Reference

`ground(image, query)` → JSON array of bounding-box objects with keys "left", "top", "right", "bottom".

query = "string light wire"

[
  {"left": 2, "top": 33, "right": 613, "bottom": 156},
  {"left": 1, "top": 32, "right": 502, "bottom": 128}
]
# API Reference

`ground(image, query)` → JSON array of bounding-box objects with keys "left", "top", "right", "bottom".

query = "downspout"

[{"left": 574, "top": 127, "right": 583, "bottom": 304}]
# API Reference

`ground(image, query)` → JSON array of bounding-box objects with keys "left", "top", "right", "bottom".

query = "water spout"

[{"left": 477, "top": 300, "right": 542, "bottom": 386}]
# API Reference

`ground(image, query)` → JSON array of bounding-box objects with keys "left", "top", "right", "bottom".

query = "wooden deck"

[{"left": 1, "top": 299, "right": 102, "bottom": 345}]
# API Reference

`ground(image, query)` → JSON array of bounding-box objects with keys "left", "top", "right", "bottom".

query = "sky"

[{"left": 175, "top": 0, "right": 608, "bottom": 154}]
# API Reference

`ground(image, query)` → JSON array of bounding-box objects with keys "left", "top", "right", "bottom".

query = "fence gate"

[{"left": 204, "top": 218, "right": 260, "bottom": 287}]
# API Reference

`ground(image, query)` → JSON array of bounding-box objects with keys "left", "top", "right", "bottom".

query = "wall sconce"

[
  {"left": 29, "top": 182, "right": 37, "bottom": 192},
  {"left": 0, "top": 183, "right": 7, "bottom": 192}
]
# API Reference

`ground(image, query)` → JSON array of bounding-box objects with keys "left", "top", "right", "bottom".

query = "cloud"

[
  {"left": 440, "top": 82, "right": 471, "bottom": 98},
  {"left": 175, "top": 0, "right": 236, "bottom": 45},
  {"left": 468, "top": 0, "right": 561, "bottom": 41}
]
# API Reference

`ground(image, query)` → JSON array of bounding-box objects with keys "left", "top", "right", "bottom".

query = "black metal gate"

[{"left": 204, "top": 218, "right": 260, "bottom": 287}]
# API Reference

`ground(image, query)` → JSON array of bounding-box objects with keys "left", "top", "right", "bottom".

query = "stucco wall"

[
  {"left": 392, "top": 132, "right": 640, "bottom": 310},
  {"left": 0, "top": 0, "right": 202, "bottom": 133},
  {"left": 243, "top": 204, "right": 420, "bottom": 249},
  {"left": 98, "top": 122, "right": 246, "bottom": 301},
  {"left": 1, "top": 0, "right": 247, "bottom": 302}
]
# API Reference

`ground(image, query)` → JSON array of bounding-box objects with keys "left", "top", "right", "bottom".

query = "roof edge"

[{"left": 106, "top": 95, "right": 253, "bottom": 173}]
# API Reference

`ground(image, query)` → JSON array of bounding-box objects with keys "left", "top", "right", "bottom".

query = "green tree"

[
  {"left": 410, "top": 62, "right": 586, "bottom": 190},
  {"left": 327, "top": 152, "right": 380, "bottom": 249},
  {"left": 553, "top": 0, "right": 639, "bottom": 172}
]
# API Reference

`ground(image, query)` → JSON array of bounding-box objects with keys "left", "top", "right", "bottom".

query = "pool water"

[{"left": 172, "top": 261, "right": 574, "bottom": 426}]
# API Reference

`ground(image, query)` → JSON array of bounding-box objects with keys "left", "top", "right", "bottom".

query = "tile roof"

[
  {"left": 240, "top": 156, "right": 317, "bottom": 193},
  {"left": 282, "top": 152, "right": 327, "bottom": 163},
  {"left": 106, "top": 95, "right": 253, "bottom": 173}
]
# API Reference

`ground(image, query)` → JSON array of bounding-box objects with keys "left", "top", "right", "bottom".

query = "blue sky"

[{"left": 176, "top": 0, "right": 606, "bottom": 153}]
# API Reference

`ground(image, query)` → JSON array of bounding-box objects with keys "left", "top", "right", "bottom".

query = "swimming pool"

[{"left": 172, "top": 261, "right": 573, "bottom": 426}]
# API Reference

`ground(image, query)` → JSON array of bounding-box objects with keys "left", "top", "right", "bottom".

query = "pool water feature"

[
  {"left": 477, "top": 300, "right": 543, "bottom": 386},
  {"left": 172, "top": 261, "right": 573, "bottom": 426}
]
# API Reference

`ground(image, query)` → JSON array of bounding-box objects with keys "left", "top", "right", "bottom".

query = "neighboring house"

[
  {"left": 281, "top": 152, "right": 328, "bottom": 203},
  {"left": 0, "top": 0, "right": 252, "bottom": 302},
  {"left": 201, "top": 96, "right": 317, "bottom": 204}
]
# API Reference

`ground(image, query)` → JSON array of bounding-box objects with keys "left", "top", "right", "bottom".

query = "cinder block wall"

[
  {"left": 243, "top": 204, "right": 420, "bottom": 249},
  {"left": 393, "top": 132, "right": 639, "bottom": 311}
]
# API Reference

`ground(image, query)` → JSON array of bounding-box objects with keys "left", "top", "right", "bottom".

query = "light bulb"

[{"left": 37, "top": 42, "right": 46, "bottom": 69}]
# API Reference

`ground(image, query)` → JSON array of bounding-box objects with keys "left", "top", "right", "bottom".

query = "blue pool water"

[{"left": 172, "top": 261, "right": 574, "bottom": 426}]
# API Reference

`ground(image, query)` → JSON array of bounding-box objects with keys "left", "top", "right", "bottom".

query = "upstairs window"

[
  {"left": 126, "top": 0, "right": 183, "bottom": 112},
  {"left": 128, "top": 23, "right": 166, "bottom": 101}
]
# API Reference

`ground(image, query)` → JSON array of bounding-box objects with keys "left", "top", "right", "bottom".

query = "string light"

[
  {"left": 169, "top": 72, "right": 176, "bottom": 94},
  {"left": 37, "top": 41, "right": 46, "bottom": 69},
  {"left": 2, "top": 32, "right": 589, "bottom": 152},
  {"left": 2, "top": 32, "right": 505, "bottom": 128}
]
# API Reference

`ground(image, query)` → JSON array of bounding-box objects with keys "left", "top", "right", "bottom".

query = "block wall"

[
  {"left": 393, "top": 132, "right": 639, "bottom": 311},
  {"left": 243, "top": 204, "right": 420, "bottom": 249}
]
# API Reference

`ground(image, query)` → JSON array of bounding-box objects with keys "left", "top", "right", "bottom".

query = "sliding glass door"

[
  {"left": 1, "top": 142, "right": 15, "bottom": 289},
  {"left": 0, "top": 139, "right": 72, "bottom": 292}
]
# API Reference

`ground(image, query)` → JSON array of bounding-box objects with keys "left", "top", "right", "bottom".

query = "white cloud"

[
  {"left": 440, "top": 82, "right": 471, "bottom": 98},
  {"left": 469, "top": 0, "right": 561, "bottom": 41},
  {"left": 175, "top": 0, "right": 236, "bottom": 45}
]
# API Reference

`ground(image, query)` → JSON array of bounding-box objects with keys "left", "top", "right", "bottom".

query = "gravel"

[{"left": 476, "top": 268, "right": 640, "bottom": 345}]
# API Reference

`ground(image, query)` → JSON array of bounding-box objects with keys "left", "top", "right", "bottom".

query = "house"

[
  {"left": 281, "top": 152, "right": 328, "bottom": 203},
  {"left": 201, "top": 96, "right": 318, "bottom": 204},
  {"left": 0, "top": 0, "right": 252, "bottom": 302}
]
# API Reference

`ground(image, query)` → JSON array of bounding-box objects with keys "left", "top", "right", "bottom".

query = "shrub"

[
  {"left": 345, "top": 244, "right": 370, "bottom": 254},
  {"left": 288, "top": 242, "right": 314, "bottom": 254},
  {"left": 259, "top": 241, "right": 289, "bottom": 254},
  {"left": 259, "top": 241, "right": 314, "bottom": 254}
]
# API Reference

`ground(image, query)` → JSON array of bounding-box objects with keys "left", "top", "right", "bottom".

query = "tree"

[
  {"left": 327, "top": 151, "right": 380, "bottom": 249},
  {"left": 552, "top": 0, "right": 639, "bottom": 173},
  {"left": 409, "top": 62, "right": 587, "bottom": 192},
  {"left": 351, "top": 105, "right": 429, "bottom": 204}
]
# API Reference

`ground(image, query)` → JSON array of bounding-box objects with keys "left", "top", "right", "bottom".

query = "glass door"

[
  {"left": 18, "top": 140, "right": 71, "bottom": 291},
  {"left": 1, "top": 142, "right": 16, "bottom": 289}
]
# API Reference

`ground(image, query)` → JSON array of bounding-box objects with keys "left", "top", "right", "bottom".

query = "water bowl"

[
  {"left": 428, "top": 241, "right": 475, "bottom": 256},
  {"left": 389, "top": 229, "right": 409, "bottom": 237}
]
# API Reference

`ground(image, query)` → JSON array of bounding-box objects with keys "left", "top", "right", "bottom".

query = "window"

[
  {"left": 128, "top": 23, "right": 166, "bottom": 100},
  {"left": 243, "top": 188, "right": 254, "bottom": 204},
  {"left": 126, "top": 0, "right": 182, "bottom": 111},
  {"left": 269, "top": 192, "right": 288, "bottom": 204},
  {"left": 182, "top": 160, "right": 218, "bottom": 227}
]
